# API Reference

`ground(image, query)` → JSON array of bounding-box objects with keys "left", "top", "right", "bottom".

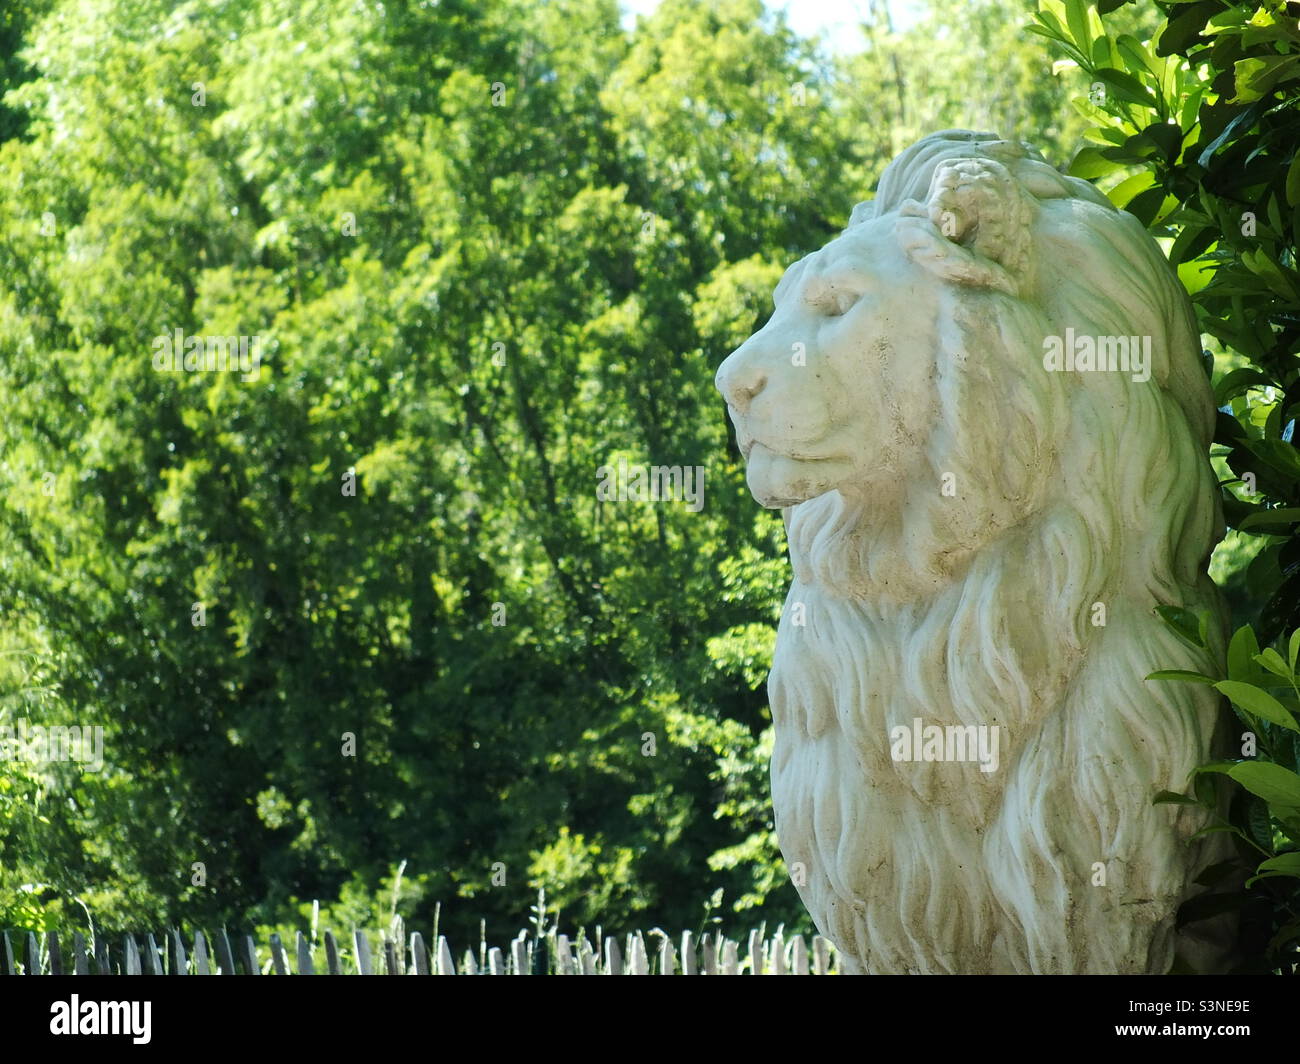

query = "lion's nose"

[{"left": 715, "top": 352, "right": 767, "bottom": 414}]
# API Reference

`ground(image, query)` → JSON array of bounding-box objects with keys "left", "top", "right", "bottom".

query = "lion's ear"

[{"left": 897, "top": 158, "right": 1035, "bottom": 295}]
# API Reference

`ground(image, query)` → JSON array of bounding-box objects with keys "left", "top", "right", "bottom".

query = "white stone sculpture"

[{"left": 714, "top": 130, "right": 1231, "bottom": 974}]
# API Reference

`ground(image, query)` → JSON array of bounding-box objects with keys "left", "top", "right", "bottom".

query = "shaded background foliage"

[{"left": 0, "top": 0, "right": 1290, "bottom": 966}]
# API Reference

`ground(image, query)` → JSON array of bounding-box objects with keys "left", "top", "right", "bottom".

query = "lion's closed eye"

[{"left": 805, "top": 280, "right": 861, "bottom": 318}]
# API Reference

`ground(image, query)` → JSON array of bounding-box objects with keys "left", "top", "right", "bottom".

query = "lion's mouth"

[
  {"left": 735, "top": 423, "right": 756, "bottom": 462},
  {"left": 740, "top": 433, "right": 833, "bottom": 466}
]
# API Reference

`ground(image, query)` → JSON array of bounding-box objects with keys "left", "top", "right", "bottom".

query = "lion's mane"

[{"left": 770, "top": 131, "right": 1229, "bottom": 974}]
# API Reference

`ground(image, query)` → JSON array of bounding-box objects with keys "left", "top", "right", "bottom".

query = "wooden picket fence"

[{"left": 0, "top": 926, "right": 839, "bottom": 975}]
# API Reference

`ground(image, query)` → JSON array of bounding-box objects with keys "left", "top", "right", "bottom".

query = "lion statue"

[{"left": 714, "top": 130, "right": 1231, "bottom": 974}]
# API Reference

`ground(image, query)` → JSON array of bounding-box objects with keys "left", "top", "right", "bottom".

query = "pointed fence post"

[
  {"left": 214, "top": 930, "right": 237, "bottom": 976},
  {"left": 194, "top": 931, "right": 211, "bottom": 975},
  {"left": 296, "top": 932, "right": 314, "bottom": 975},
  {"left": 409, "top": 932, "right": 428, "bottom": 975},
  {"left": 680, "top": 931, "right": 696, "bottom": 975},
  {"left": 170, "top": 929, "right": 188, "bottom": 975},
  {"left": 659, "top": 937, "right": 676, "bottom": 975},
  {"left": 813, "top": 936, "right": 830, "bottom": 975},
  {"left": 123, "top": 935, "right": 141, "bottom": 976},
  {"left": 324, "top": 931, "right": 342, "bottom": 975},
  {"left": 701, "top": 934, "right": 717, "bottom": 975},
  {"left": 143, "top": 933, "right": 163, "bottom": 975},
  {"left": 791, "top": 935, "right": 808, "bottom": 975},
  {"left": 433, "top": 936, "right": 454, "bottom": 975},
  {"left": 239, "top": 934, "right": 259, "bottom": 976},
  {"left": 352, "top": 930, "right": 372, "bottom": 975}
]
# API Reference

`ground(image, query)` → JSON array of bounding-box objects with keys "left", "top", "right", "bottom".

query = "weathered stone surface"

[{"left": 715, "top": 130, "right": 1230, "bottom": 974}]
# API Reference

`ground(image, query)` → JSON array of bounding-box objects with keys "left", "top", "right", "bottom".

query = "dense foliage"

[{"left": 1, "top": 0, "right": 1292, "bottom": 972}]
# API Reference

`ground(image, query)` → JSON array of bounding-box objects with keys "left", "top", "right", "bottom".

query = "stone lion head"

[{"left": 714, "top": 131, "right": 1231, "bottom": 974}]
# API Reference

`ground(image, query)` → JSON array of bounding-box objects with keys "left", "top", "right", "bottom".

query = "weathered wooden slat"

[
  {"left": 123, "top": 935, "right": 142, "bottom": 976},
  {"left": 46, "top": 931, "right": 63, "bottom": 975},
  {"left": 1, "top": 930, "right": 17, "bottom": 975},
  {"left": 510, "top": 937, "right": 527, "bottom": 976},
  {"left": 383, "top": 937, "right": 400, "bottom": 975},
  {"left": 771, "top": 931, "right": 787, "bottom": 975},
  {"left": 408, "top": 932, "right": 427, "bottom": 975},
  {"left": 701, "top": 933, "right": 717, "bottom": 975},
  {"left": 812, "top": 936, "right": 830, "bottom": 975},
  {"left": 604, "top": 937, "right": 622, "bottom": 976},
  {"left": 26, "top": 932, "right": 41, "bottom": 975},
  {"left": 487, "top": 947, "right": 505, "bottom": 976},
  {"left": 579, "top": 937, "right": 597, "bottom": 976},
  {"left": 94, "top": 936, "right": 110, "bottom": 975},
  {"left": 72, "top": 932, "right": 88, "bottom": 975},
  {"left": 269, "top": 932, "right": 288, "bottom": 975},
  {"left": 555, "top": 934, "right": 574, "bottom": 976},
  {"left": 170, "top": 929, "right": 188, "bottom": 974},
  {"left": 239, "top": 934, "right": 259, "bottom": 976},
  {"left": 658, "top": 937, "right": 675, "bottom": 976},
  {"left": 323, "top": 931, "right": 341, "bottom": 975},
  {"left": 296, "top": 932, "right": 314, "bottom": 975},
  {"left": 461, "top": 949, "right": 477, "bottom": 975},
  {"left": 193, "top": 930, "right": 211, "bottom": 975},
  {"left": 434, "top": 935, "right": 453, "bottom": 976},
  {"left": 353, "top": 930, "right": 372, "bottom": 975},
  {"left": 532, "top": 933, "right": 547, "bottom": 975},
  {"left": 721, "top": 939, "right": 739, "bottom": 975},
  {"left": 747, "top": 929, "right": 763, "bottom": 975},
  {"left": 142, "top": 933, "right": 162, "bottom": 975},
  {"left": 680, "top": 931, "right": 696, "bottom": 975},
  {"left": 791, "top": 934, "right": 808, "bottom": 976},
  {"left": 214, "top": 930, "right": 237, "bottom": 976}
]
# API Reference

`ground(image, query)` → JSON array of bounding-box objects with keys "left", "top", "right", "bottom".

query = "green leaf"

[
  {"left": 1240, "top": 247, "right": 1300, "bottom": 300},
  {"left": 1227, "top": 761, "right": 1300, "bottom": 808},
  {"left": 1106, "top": 170, "right": 1156, "bottom": 208},
  {"left": 1197, "top": 102, "right": 1266, "bottom": 167},
  {"left": 1068, "top": 145, "right": 1125, "bottom": 179},
  {"left": 1253, "top": 648, "right": 1293, "bottom": 679},
  {"left": 1153, "top": 789, "right": 1201, "bottom": 805},
  {"left": 1146, "top": 669, "right": 1217, "bottom": 684},
  {"left": 1247, "top": 795, "right": 1275, "bottom": 851},
  {"left": 1253, "top": 852, "right": 1300, "bottom": 879},
  {"left": 1286, "top": 151, "right": 1300, "bottom": 208},
  {"left": 1238, "top": 507, "right": 1300, "bottom": 530},
  {"left": 1189, "top": 824, "right": 1246, "bottom": 841},
  {"left": 1063, "top": 0, "right": 1092, "bottom": 53},
  {"left": 1191, "top": 760, "right": 1245, "bottom": 776},
  {"left": 1289, "top": 628, "right": 1299, "bottom": 673},
  {"left": 1214, "top": 680, "right": 1300, "bottom": 732},
  {"left": 1233, "top": 55, "right": 1300, "bottom": 103},
  {"left": 1094, "top": 66, "right": 1159, "bottom": 108},
  {"left": 1155, "top": 605, "right": 1207, "bottom": 648},
  {"left": 1213, "top": 367, "right": 1273, "bottom": 404}
]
